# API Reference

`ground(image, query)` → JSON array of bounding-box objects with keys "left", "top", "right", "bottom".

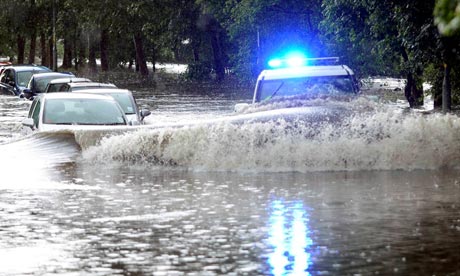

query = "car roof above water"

[
  {"left": 258, "top": 65, "right": 355, "bottom": 81},
  {"left": 3, "top": 64, "right": 51, "bottom": 72},
  {"left": 76, "top": 88, "right": 132, "bottom": 94},
  {"left": 67, "top": 82, "right": 116, "bottom": 88},
  {"left": 39, "top": 92, "right": 116, "bottom": 101},
  {"left": 48, "top": 77, "right": 91, "bottom": 84}
]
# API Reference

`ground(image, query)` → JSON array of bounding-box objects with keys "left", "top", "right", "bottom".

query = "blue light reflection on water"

[{"left": 268, "top": 200, "right": 313, "bottom": 276}]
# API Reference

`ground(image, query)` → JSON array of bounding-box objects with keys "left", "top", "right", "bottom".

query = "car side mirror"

[
  {"left": 22, "top": 118, "right": 35, "bottom": 129},
  {"left": 140, "top": 109, "right": 151, "bottom": 119},
  {"left": 22, "top": 88, "right": 33, "bottom": 99}
]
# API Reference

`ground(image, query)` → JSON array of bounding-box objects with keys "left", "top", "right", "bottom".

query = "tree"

[
  {"left": 321, "top": 0, "right": 445, "bottom": 108},
  {"left": 434, "top": 0, "right": 460, "bottom": 111}
]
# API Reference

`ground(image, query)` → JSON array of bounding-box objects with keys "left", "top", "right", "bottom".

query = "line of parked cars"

[{"left": 0, "top": 64, "right": 151, "bottom": 131}]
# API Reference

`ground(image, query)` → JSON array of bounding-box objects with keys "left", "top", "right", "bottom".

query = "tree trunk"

[
  {"left": 62, "top": 38, "right": 72, "bottom": 69},
  {"left": 17, "top": 35, "right": 26, "bottom": 64},
  {"left": 48, "top": 37, "right": 54, "bottom": 70},
  {"left": 100, "top": 28, "right": 109, "bottom": 71},
  {"left": 88, "top": 34, "right": 97, "bottom": 73},
  {"left": 77, "top": 35, "right": 86, "bottom": 70},
  {"left": 442, "top": 63, "right": 451, "bottom": 112},
  {"left": 28, "top": 31, "right": 36, "bottom": 64},
  {"left": 401, "top": 48, "right": 423, "bottom": 108},
  {"left": 40, "top": 33, "right": 48, "bottom": 67},
  {"left": 210, "top": 31, "right": 224, "bottom": 82},
  {"left": 404, "top": 73, "right": 424, "bottom": 108},
  {"left": 433, "top": 65, "right": 443, "bottom": 109},
  {"left": 133, "top": 33, "right": 149, "bottom": 76}
]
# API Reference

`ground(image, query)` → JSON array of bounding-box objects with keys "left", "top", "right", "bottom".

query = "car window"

[
  {"left": 17, "top": 71, "right": 35, "bottom": 86},
  {"left": 258, "top": 75, "right": 356, "bottom": 101},
  {"left": 60, "top": 84, "right": 70, "bottom": 92},
  {"left": 32, "top": 99, "right": 41, "bottom": 128},
  {"left": 36, "top": 77, "right": 54, "bottom": 93},
  {"left": 43, "top": 98, "right": 127, "bottom": 125},
  {"left": 6, "top": 70, "right": 15, "bottom": 83},
  {"left": 46, "top": 83, "right": 63, "bottom": 93},
  {"left": 107, "top": 93, "right": 136, "bottom": 114},
  {"left": 28, "top": 99, "right": 38, "bottom": 118},
  {"left": 0, "top": 70, "right": 8, "bottom": 83}
]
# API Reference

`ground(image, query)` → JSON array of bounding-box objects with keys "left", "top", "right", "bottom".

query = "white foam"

[{"left": 81, "top": 99, "right": 460, "bottom": 172}]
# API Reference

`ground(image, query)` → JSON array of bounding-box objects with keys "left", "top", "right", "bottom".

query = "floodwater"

[{"left": 1, "top": 88, "right": 460, "bottom": 276}]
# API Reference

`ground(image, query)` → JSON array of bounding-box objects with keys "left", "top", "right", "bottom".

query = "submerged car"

[
  {"left": 44, "top": 77, "right": 92, "bottom": 93},
  {"left": 22, "top": 72, "right": 75, "bottom": 99},
  {"left": 0, "top": 65, "right": 52, "bottom": 96},
  {"left": 22, "top": 93, "right": 129, "bottom": 132},
  {"left": 235, "top": 57, "right": 359, "bottom": 112},
  {"left": 77, "top": 88, "right": 151, "bottom": 125}
]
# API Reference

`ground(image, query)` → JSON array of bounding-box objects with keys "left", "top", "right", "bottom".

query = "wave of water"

[
  {"left": 3, "top": 97, "right": 459, "bottom": 173},
  {"left": 79, "top": 98, "right": 460, "bottom": 172}
]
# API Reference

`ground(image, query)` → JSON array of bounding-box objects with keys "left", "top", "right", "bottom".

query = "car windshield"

[
  {"left": 36, "top": 76, "right": 70, "bottom": 93},
  {"left": 43, "top": 98, "right": 127, "bottom": 125},
  {"left": 258, "top": 75, "right": 355, "bottom": 101},
  {"left": 106, "top": 93, "right": 136, "bottom": 114},
  {"left": 17, "top": 72, "right": 35, "bottom": 86}
]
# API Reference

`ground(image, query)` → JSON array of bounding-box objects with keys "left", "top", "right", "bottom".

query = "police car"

[{"left": 235, "top": 55, "right": 359, "bottom": 112}]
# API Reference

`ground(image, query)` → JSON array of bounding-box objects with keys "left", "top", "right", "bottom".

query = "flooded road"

[{"left": 1, "top": 90, "right": 460, "bottom": 275}]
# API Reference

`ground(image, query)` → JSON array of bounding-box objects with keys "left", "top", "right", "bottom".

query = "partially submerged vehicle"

[
  {"left": 44, "top": 77, "right": 92, "bottom": 93},
  {"left": 22, "top": 72, "right": 75, "bottom": 99},
  {"left": 0, "top": 65, "right": 52, "bottom": 96},
  {"left": 235, "top": 57, "right": 359, "bottom": 112},
  {"left": 22, "top": 93, "right": 129, "bottom": 132}
]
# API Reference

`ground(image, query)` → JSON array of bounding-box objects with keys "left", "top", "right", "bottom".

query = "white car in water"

[
  {"left": 22, "top": 93, "right": 130, "bottom": 132},
  {"left": 235, "top": 57, "right": 359, "bottom": 112}
]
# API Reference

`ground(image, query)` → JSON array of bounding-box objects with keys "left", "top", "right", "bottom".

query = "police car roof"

[{"left": 259, "top": 65, "right": 354, "bottom": 81}]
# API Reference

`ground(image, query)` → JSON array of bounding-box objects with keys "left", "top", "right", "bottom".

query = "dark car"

[
  {"left": 22, "top": 72, "right": 75, "bottom": 99},
  {"left": 0, "top": 65, "right": 52, "bottom": 96}
]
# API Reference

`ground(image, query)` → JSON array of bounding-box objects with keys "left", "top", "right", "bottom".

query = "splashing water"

[{"left": 81, "top": 98, "right": 460, "bottom": 172}]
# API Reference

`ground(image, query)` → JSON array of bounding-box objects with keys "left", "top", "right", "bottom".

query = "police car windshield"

[{"left": 258, "top": 75, "right": 355, "bottom": 102}]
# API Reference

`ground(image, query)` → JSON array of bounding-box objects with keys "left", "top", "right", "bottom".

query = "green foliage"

[{"left": 434, "top": 0, "right": 460, "bottom": 35}]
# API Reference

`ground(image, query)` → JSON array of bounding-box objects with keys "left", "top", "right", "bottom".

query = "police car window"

[{"left": 259, "top": 76, "right": 355, "bottom": 101}]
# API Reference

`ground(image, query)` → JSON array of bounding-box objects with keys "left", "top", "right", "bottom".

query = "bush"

[{"left": 184, "top": 62, "right": 212, "bottom": 80}]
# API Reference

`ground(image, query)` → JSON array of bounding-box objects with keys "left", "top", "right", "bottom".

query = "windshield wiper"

[{"left": 264, "top": 82, "right": 284, "bottom": 102}]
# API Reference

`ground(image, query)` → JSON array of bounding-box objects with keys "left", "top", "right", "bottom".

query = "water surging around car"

[{"left": 80, "top": 101, "right": 460, "bottom": 172}]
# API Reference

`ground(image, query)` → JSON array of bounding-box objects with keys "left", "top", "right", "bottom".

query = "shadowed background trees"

[{"left": 0, "top": 0, "right": 459, "bottom": 109}]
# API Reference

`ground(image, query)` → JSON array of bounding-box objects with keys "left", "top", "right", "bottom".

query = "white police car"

[{"left": 236, "top": 56, "right": 359, "bottom": 112}]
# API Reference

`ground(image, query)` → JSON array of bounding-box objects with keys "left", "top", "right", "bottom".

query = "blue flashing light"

[
  {"left": 267, "top": 50, "right": 309, "bottom": 69},
  {"left": 286, "top": 56, "right": 305, "bottom": 67},
  {"left": 268, "top": 59, "right": 283, "bottom": 68}
]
